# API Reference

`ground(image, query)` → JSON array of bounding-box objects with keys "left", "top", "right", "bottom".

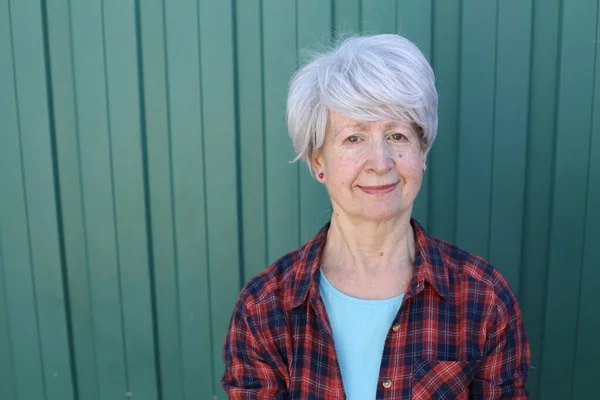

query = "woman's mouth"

[{"left": 358, "top": 183, "right": 398, "bottom": 195}]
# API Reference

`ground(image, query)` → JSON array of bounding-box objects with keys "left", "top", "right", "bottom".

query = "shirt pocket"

[{"left": 411, "top": 358, "right": 478, "bottom": 400}]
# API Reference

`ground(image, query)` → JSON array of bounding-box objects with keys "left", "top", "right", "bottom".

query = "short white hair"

[{"left": 287, "top": 34, "right": 438, "bottom": 174}]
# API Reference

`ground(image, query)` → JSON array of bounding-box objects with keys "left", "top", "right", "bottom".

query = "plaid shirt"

[{"left": 222, "top": 219, "right": 530, "bottom": 399}]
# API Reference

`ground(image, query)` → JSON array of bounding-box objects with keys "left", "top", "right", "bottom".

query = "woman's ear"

[{"left": 311, "top": 150, "right": 325, "bottom": 181}]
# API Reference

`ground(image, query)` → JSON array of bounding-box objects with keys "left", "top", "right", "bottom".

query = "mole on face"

[
  {"left": 379, "top": 252, "right": 384, "bottom": 256},
  {"left": 398, "top": 153, "right": 403, "bottom": 158}
]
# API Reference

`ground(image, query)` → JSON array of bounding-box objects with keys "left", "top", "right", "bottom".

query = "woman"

[{"left": 222, "top": 34, "right": 530, "bottom": 399}]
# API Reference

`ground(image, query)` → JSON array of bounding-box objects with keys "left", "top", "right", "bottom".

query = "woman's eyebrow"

[
  {"left": 383, "top": 121, "right": 408, "bottom": 131},
  {"left": 353, "top": 122, "right": 371, "bottom": 131},
  {"left": 334, "top": 122, "right": 370, "bottom": 137}
]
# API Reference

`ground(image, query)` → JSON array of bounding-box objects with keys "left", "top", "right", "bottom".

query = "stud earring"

[{"left": 318, "top": 172, "right": 324, "bottom": 179}]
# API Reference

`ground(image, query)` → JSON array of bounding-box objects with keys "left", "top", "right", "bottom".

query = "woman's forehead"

[{"left": 328, "top": 111, "right": 413, "bottom": 134}]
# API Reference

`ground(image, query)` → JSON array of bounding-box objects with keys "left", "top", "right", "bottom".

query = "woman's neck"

[{"left": 321, "top": 211, "right": 416, "bottom": 278}]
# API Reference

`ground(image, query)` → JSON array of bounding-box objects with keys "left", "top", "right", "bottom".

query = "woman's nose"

[{"left": 367, "top": 136, "right": 393, "bottom": 174}]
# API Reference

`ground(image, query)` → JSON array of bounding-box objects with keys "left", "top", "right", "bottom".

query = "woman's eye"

[
  {"left": 390, "top": 133, "right": 407, "bottom": 141},
  {"left": 346, "top": 135, "right": 360, "bottom": 143}
]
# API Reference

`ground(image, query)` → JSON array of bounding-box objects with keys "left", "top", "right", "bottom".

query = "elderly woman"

[{"left": 222, "top": 34, "right": 530, "bottom": 399}]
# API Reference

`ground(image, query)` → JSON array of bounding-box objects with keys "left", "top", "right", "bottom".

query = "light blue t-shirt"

[{"left": 319, "top": 270, "right": 404, "bottom": 399}]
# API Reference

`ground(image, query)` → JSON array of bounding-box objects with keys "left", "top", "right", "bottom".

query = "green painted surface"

[
  {"left": 456, "top": 0, "right": 497, "bottom": 260},
  {"left": 236, "top": 0, "right": 267, "bottom": 283},
  {"left": 1, "top": 1, "right": 599, "bottom": 399},
  {"left": 520, "top": 0, "right": 561, "bottom": 394},
  {"left": 1, "top": 3, "right": 48, "bottom": 399},
  {"left": 263, "top": 0, "right": 300, "bottom": 263},
  {"left": 488, "top": 0, "right": 532, "bottom": 295},
  {"left": 540, "top": 1, "right": 599, "bottom": 399},
  {"left": 163, "top": 0, "right": 213, "bottom": 397},
  {"left": 429, "top": 0, "right": 460, "bottom": 243},
  {"left": 138, "top": 0, "right": 183, "bottom": 398},
  {"left": 297, "top": 0, "right": 333, "bottom": 244}
]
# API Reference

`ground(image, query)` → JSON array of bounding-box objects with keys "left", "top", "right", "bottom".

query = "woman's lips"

[{"left": 358, "top": 182, "right": 398, "bottom": 195}]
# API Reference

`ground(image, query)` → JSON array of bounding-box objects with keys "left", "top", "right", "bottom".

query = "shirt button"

[
  {"left": 392, "top": 323, "right": 400, "bottom": 332},
  {"left": 382, "top": 380, "right": 392, "bottom": 389}
]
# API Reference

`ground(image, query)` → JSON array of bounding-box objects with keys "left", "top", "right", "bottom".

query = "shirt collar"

[
  {"left": 291, "top": 218, "right": 450, "bottom": 308},
  {"left": 410, "top": 219, "right": 450, "bottom": 300}
]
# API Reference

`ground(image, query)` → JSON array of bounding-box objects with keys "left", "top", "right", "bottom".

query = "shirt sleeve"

[
  {"left": 221, "top": 297, "right": 289, "bottom": 399},
  {"left": 470, "top": 289, "right": 531, "bottom": 399}
]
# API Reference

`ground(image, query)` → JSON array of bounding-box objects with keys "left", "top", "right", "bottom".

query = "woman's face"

[{"left": 312, "top": 111, "right": 426, "bottom": 223}]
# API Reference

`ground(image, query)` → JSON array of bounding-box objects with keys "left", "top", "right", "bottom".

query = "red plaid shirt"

[{"left": 222, "top": 219, "right": 530, "bottom": 399}]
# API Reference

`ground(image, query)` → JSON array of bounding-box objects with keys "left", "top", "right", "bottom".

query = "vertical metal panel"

[
  {"left": 456, "top": 0, "right": 497, "bottom": 258},
  {"left": 69, "top": 0, "right": 131, "bottom": 397},
  {"left": 573, "top": 8, "right": 600, "bottom": 392},
  {"left": 334, "top": 0, "right": 360, "bottom": 33},
  {"left": 45, "top": 0, "right": 96, "bottom": 398},
  {"left": 397, "top": 0, "right": 432, "bottom": 58},
  {"left": 0, "top": 84, "right": 46, "bottom": 400},
  {"left": 520, "top": 0, "right": 562, "bottom": 395},
  {"left": 163, "top": 0, "right": 213, "bottom": 397},
  {"left": 1, "top": 1, "right": 600, "bottom": 400},
  {"left": 0, "top": 6, "right": 23, "bottom": 400},
  {"left": 198, "top": 0, "right": 241, "bottom": 395},
  {"left": 541, "top": 1, "right": 599, "bottom": 398},
  {"left": 263, "top": 0, "right": 300, "bottom": 262},
  {"left": 102, "top": 1, "right": 158, "bottom": 399},
  {"left": 0, "top": 249, "right": 17, "bottom": 400},
  {"left": 488, "top": 0, "right": 532, "bottom": 294},
  {"left": 138, "top": 0, "right": 183, "bottom": 398},
  {"left": 236, "top": 0, "right": 267, "bottom": 281},
  {"left": 0, "top": 1, "right": 48, "bottom": 398},
  {"left": 297, "top": 0, "right": 333, "bottom": 244},
  {"left": 429, "top": 0, "right": 460, "bottom": 243},
  {"left": 8, "top": 0, "right": 76, "bottom": 394},
  {"left": 361, "top": 0, "right": 396, "bottom": 34},
  {"left": 1, "top": 0, "right": 75, "bottom": 399}
]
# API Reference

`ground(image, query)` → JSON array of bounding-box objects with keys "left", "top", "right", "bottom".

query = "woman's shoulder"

[
  {"left": 429, "top": 234, "right": 521, "bottom": 309},
  {"left": 235, "top": 240, "right": 315, "bottom": 315}
]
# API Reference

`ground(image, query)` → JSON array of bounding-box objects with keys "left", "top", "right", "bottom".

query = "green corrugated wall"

[{"left": 1, "top": 0, "right": 599, "bottom": 399}]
